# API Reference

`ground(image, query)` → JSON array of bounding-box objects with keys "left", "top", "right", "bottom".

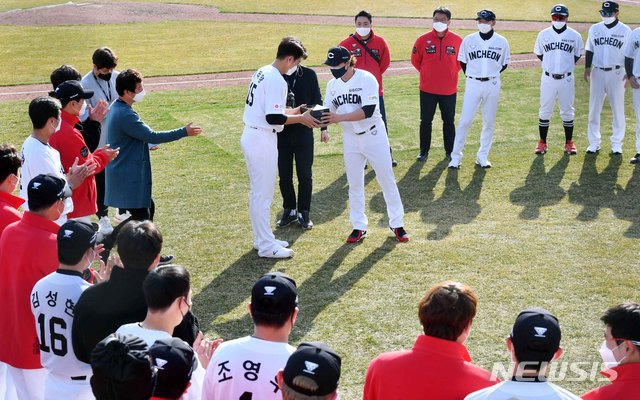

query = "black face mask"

[
  {"left": 330, "top": 65, "right": 348, "bottom": 79},
  {"left": 97, "top": 72, "right": 112, "bottom": 81}
]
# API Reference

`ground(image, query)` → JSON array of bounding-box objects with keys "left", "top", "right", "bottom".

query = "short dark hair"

[
  {"left": 116, "top": 69, "right": 143, "bottom": 96},
  {"left": 143, "top": 265, "right": 190, "bottom": 311},
  {"left": 29, "top": 96, "right": 61, "bottom": 130},
  {"left": 92, "top": 47, "right": 119, "bottom": 69},
  {"left": 602, "top": 302, "right": 640, "bottom": 351},
  {"left": 276, "top": 37, "right": 307, "bottom": 60},
  {"left": 0, "top": 144, "right": 21, "bottom": 183},
  {"left": 50, "top": 64, "right": 81, "bottom": 90},
  {"left": 418, "top": 281, "right": 478, "bottom": 341},
  {"left": 433, "top": 6, "right": 452, "bottom": 20},
  {"left": 116, "top": 220, "right": 163, "bottom": 271},
  {"left": 251, "top": 307, "right": 295, "bottom": 329},
  {"left": 355, "top": 10, "right": 372, "bottom": 23}
]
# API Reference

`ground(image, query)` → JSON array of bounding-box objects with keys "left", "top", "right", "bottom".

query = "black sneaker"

[
  {"left": 346, "top": 229, "right": 367, "bottom": 243},
  {"left": 298, "top": 211, "right": 314, "bottom": 230},
  {"left": 159, "top": 255, "right": 174, "bottom": 265},
  {"left": 392, "top": 159, "right": 398, "bottom": 167},
  {"left": 631, "top": 153, "right": 640, "bottom": 164},
  {"left": 277, "top": 209, "right": 297, "bottom": 227},
  {"left": 445, "top": 152, "right": 452, "bottom": 161},
  {"left": 416, "top": 151, "right": 428, "bottom": 162}
]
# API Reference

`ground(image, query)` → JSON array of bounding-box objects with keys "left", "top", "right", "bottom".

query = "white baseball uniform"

[
  {"left": 585, "top": 20, "right": 631, "bottom": 152},
  {"left": 450, "top": 31, "right": 510, "bottom": 167},
  {"left": 534, "top": 26, "right": 584, "bottom": 122},
  {"left": 30, "top": 270, "right": 93, "bottom": 400},
  {"left": 624, "top": 27, "right": 640, "bottom": 154},
  {"left": 241, "top": 64, "right": 287, "bottom": 256},
  {"left": 323, "top": 69, "right": 405, "bottom": 230},
  {"left": 202, "top": 336, "right": 295, "bottom": 400}
]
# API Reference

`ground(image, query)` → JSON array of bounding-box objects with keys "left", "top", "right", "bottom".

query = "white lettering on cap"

[
  {"left": 264, "top": 286, "right": 276, "bottom": 296},
  {"left": 32, "top": 182, "right": 41, "bottom": 189},
  {"left": 63, "top": 230, "right": 73, "bottom": 238},
  {"left": 534, "top": 327, "right": 548, "bottom": 337},
  {"left": 304, "top": 361, "right": 319, "bottom": 374},
  {"left": 328, "top": 52, "right": 335, "bottom": 59}
]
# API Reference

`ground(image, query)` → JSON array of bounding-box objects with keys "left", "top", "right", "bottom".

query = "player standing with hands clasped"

[
  {"left": 448, "top": 10, "right": 510, "bottom": 169},
  {"left": 624, "top": 13, "right": 640, "bottom": 164},
  {"left": 584, "top": 1, "right": 631, "bottom": 155},
  {"left": 321, "top": 46, "right": 408, "bottom": 243},
  {"left": 242, "top": 37, "right": 319, "bottom": 258},
  {"left": 533, "top": 4, "right": 584, "bottom": 155}
]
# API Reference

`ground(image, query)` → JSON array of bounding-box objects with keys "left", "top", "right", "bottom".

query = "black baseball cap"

[
  {"left": 510, "top": 307, "right": 561, "bottom": 364},
  {"left": 601, "top": 1, "right": 619, "bottom": 12},
  {"left": 251, "top": 272, "right": 298, "bottom": 315},
  {"left": 49, "top": 80, "right": 94, "bottom": 102},
  {"left": 27, "top": 173, "right": 71, "bottom": 210},
  {"left": 283, "top": 342, "right": 342, "bottom": 396},
  {"left": 476, "top": 9, "right": 496, "bottom": 21},
  {"left": 551, "top": 4, "right": 569, "bottom": 16},
  {"left": 150, "top": 338, "right": 197, "bottom": 399},
  {"left": 324, "top": 46, "right": 351, "bottom": 67},
  {"left": 90, "top": 333, "right": 157, "bottom": 400},
  {"left": 58, "top": 220, "right": 97, "bottom": 262}
]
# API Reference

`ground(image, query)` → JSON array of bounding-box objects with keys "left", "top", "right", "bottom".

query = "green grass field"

[{"left": 2, "top": 68, "right": 639, "bottom": 398}]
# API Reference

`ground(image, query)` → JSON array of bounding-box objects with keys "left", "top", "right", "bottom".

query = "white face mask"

[
  {"left": 599, "top": 340, "right": 626, "bottom": 368},
  {"left": 53, "top": 117, "right": 62, "bottom": 132},
  {"left": 285, "top": 65, "right": 298, "bottom": 76},
  {"left": 433, "top": 21, "right": 448, "bottom": 33},
  {"left": 356, "top": 27, "right": 371, "bottom": 37},
  {"left": 552, "top": 21, "right": 566, "bottom": 29},
  {"left": 478, "top": 23, "right": 493, "bottom": 34},
  {"left": 602, "top": 16, "right": 616, "bottom": 25},
  {"left": 133, "top": 89, "right": 146, "bottom": 103},
  {"left": 78, "top": 100, "right": 87, "bottom": 116}
]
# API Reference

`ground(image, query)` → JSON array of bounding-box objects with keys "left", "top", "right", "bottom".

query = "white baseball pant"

[
  {"left": 0, "top": 362, "right": 18, "bottom": 400},
  {"left": 450, "top": 77, "right": 501, "bottom": 166},
  {"left": 632, "top": 87, "right": 640, "bottom": 154},
  {"left": 587, "top": 67, "right": 626, "bottom": 151},
  {"left": 343, "top": 124, "right": 404, "bottom": 230},
  {"left": 7, "top": 365, "right": 46, "bottom": 400},
  {"left": 539, "top": 72, "right": 575, "bottom": 121},
  {"left": 45, "top": 374, "right": 93, "bottom": 400},
  {"left": 240, "top": 126, "right": 282, "bottom": 255}
]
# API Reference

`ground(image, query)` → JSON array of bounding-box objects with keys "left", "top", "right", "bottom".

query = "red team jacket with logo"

[
  {"left": 340, "top": 30, "right": 390, "bottom": 96},
  {"left": 0, "top": 190, "right": 23, "bottom": 239},
  {"left": 411, "top": 29, "right": 463, "bottom": 95},
  {"left": 0, "top": 212, "right": 58, "bottom": 369},
  {"left": 49, "top": 110, "right": 110, "bottom": 218}
]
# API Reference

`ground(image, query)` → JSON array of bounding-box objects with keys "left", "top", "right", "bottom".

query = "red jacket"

[
  {"left": 411, "top": 29, "right": 463, "bottom": 95},
  {"left": 0, "top": 190, "right": 23, "bottom": 239},
  {"left": 0, "top": 212, "right": 59, "bottom": 369},
  {"left": 363, "top": 335, "right": 498, "bottom": 400},
  {"left": 340, "top": 30, "right": 390, "bottom": 96},
  {"left": 49, "top": 110, "right": 110, "bottom": 218},
  {"left": 582, "top": 363, "right": 640, "bottom": 400}
]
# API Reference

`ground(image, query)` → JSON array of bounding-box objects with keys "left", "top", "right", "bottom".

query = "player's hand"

[
  {"left": 193, "top": 331, "right": 223, "bottom": 369},
  {"left": 299, "top": 109, "right": 321, "bottom": 128},
  {"left": 321, "top": 111, "right": 342, "bottom": 125},
  {"left": 67, "top": 158, "right": 96, "bottom": 189},
  {"left": 630, "top": 76, "right": 640, "bottom": 89},
  {"left": 100, "top": 144, "right": 120, "bottom": 161},
  {"left": 320, "top": 130, "right": 330, "bottom": 143},
  {"left": 89, "top": 100, "right": 109, "bottom": 123},
  {"left": 185, "top": 123, "right": 202, "bottom": 137},
  {"left": 95, "top": 254, "right": 119, "bottom": 283},
  {"left": 290, "top": 104, "right": 307, "bottom": 115},
  {"left": 583, "top": 68, "right": 591, "bottom": 82}
]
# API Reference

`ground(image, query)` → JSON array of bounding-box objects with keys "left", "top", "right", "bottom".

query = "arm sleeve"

[
  {"left": 379, "top": 39, "right": 391, "bottom": 74},
  {"left": 362, "top": 104, "right": 376, "bottom": 118},
  {"left": 537, "top": 54, "right": 544, "bottom": 61},
  {"left": 71, "top": 298, "right": 91, "bottom": 363},
  {"left": 460, "top": 61, "right": 467, "bottom": 74},
  {"left": 411, "top": 37, "right": 422, "bottom": 71},
  {"left": 585, "top": 50, "right": 594, "bottom": 69},
  {"left": 265, "top": 114, "right": 288, "bottom": 125},
  {"left": 626, "top": 57, "right": 635, "bottom": 78},
  {"left": 263, "top": 74, "right": 286, "bottom": 117},
  {"left": 122, "top": 109, "right": 187, "bottom": 143},
  {"left": 500, "top": 64, "right": 508, "bottom": 73},
  {"left": 80, "top": 120, "right": 101, "bottom": 152}
]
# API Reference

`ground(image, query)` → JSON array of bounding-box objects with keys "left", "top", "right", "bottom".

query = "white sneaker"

[
  {"left": 475, "top": 159, "right": 492, "bottom": 168},
  {"left": 98, "top": 216, "right": 114, "bottom": 236},
  {"left": 113, "top": 209, "right": 131, "bottom": 223},
  {"left": 612, "top": 146, "right": 623, "bottom": 155},
  {"left": 258, "top": 246, "right": 294, "bottom": 259},
  {"left": 253, "top": 240, "right": 289, "bottom": 251}
]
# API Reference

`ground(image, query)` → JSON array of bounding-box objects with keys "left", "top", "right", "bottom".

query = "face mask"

[
  {"left": 330, "top": 65, "right": 348, "bottom": 79},
  {"left": 79, "top": 101, "right": 87, "bottom": 116},
  {"left": 552, "top": 21, "right": 566, "bottom": 29},
  {"left": 433, "top": 21, "right": 448, "bottom": 33},
  {"left": 53, "top": 117, "right": 62, "bottom": 132},
  {"left": 599, "top": 340, "right": 626, "bottom": 368},
  {"left": 285, "top": 65, "right": 298, "bottom": 76},
  {"left": 478, "top": 23, "right": 493, "bottom": 34},
  {"left": 356, "top": 27, "right": 371, "bottom": 37},
  {"left": 602, "top": 16, "right": 616, "bottom": 25},
  {"left": 98, "top": 72, "right": 112, "bottom": 81},
  {"left": 133, "top": 89, "right": 146, "bottom": 103}
]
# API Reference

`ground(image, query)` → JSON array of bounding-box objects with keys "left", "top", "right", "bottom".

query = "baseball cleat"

[
  {"left": 392, "top": 159, "right": 398, "bottom": 167},
  {"left": 390, "top": 227, "right": 409, "bottom": 242},
  {"left": 586, "top": 146, "right": 600, "bottom": 154},
  {"left": 612, "top": 146, "right": 623, "bottom": 155},
  {"left": 297, "top": 211, "right": 313, "bottom": 230},
  {"left": 259, "top": 246, "right": 294, "bottom": 259},
  {"left": 113, "top": 209, "right": 131, "bottom": 223},
  {"left": 631, "top": 153, "right": 640, "bottom": 164},
  {"left": 448, "top": 160, "right": 460, "bottom": 169},
  {"left": 475, "top": 160, "right": 492, "bottom": 169},
  {"left": 416, "top": 151, "right": 428, "bottom": 162},
  {"left": 277, "top": 209, "right": 298, "bottom": 227},
  {"left": 564, "top": 140, "right": 577, "bottom": 155},
  {"left": 445, "top": 152, "right": 452, "bottom": 161},
  {"left": 346, "top": 229, "right": 367, "bottom": 243},
  {"left": 535, "top": 140, "right": 548, "bottom": 154},
  {"left": 98, "top": 216, "right": 114, "bottom": 236},
  {"left": 253, "top": 240, "right": 289, "bottom": 251}
]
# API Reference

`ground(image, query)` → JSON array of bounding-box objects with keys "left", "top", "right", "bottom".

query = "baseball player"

[
  {"left": 242, "top": 36, "right": 318, "bottom": 258},
  {"left": 321, "top": 46, "right": 408, "bottom": 243},
  {"left": 448, "top": 9, "right": 510, "bottom": 169},
  {"left": 584, "top": 1, "right": 631, "bottom": 154},
  {"left": 624, "top": 21, "right": 640, "bottom": 164},
  {"left": 534, "top": 4, "right": 584, "bottom": 155},
  {"left": 30, "top": 221, "right": 111, "bottom": 400}
]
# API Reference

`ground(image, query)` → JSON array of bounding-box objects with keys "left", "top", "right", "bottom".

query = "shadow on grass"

[
  {"left": 568, "top": 153, "right": 622, "bottom": 221},
  {"left": 612, "top": 165, "right": 640, "bottom": 238},
  {"left": 509, "top": 154, "right": 569, "bottom": 219}
]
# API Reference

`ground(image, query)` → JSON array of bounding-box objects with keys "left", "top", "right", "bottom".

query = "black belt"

[
  {"left": 355, "top": 125, "right": 376, "bottom": 135},
  {"left": 71, "top": 376, "right": 87, "bottom": 381},
  {"left": 468, "top": 76, "right": 493, "bottom": 81},
  {"left": 545, "top": 71, "right": 572, "bottom": 80},
  {"left": 248, "top": 126, "right": 276, "bottom": 133},
  {"left": 595, "top": 66, "right": 622, "bottom": 71}
]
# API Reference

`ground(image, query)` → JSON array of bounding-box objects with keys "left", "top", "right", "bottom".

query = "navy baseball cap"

[
  {"left": 49, "top": 80, "right": 94, "bottom": 102},
  {"left": 476, "top": 9, "right": 496, "bottom": 21},
  {"left": 324, "top": 46, "right": 351, "bottom": 67},
  {"left": 150, "top": 338, "right": 197, "bottom": 399},
  {"left": 58, "top": 220, "right": 97, "bottom": 262},
  {"left": 551, "top": 4, "right": 569, "bottom": 16},
  {"left": 27, "top": 173, "right": 71, "bottom": 210},
  {"left": 283, "top": 342, "right": 342, "bottom": 396},
  {"left": 510, "top": 307, "right": 561, "bottom": 364},
  {"left": 601, "top": 1, "right": 619, "bottom": 12},
  {"left": 251, "top": 272, "right": 298, "bottom": 315}
]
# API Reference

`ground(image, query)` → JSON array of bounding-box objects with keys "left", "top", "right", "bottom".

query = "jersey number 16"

[{"left": 37, "top": 314, "right": 68, "bottom": 356}]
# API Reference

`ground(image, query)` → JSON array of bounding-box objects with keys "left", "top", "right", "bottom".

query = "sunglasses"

[
  {"left": 600, "top": 10, "right": 614, "bottom": 17},
  {"left": 551, "top": 15, "right": 567, "bottom": 21}
]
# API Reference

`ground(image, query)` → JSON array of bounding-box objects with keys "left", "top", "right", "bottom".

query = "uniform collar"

[
  {"left": 56, "top": 268, "right": 84, "bottom": 278},
  {"left": 22, "top": 211, "right": 60, "bottom": 235},
  {"left": 0, "top": 190, "right": 25, "bottom": 209},
  {"left": 61, "top": 109, "right": 80, "bottom": 126},
  {"left": 413, "top": 334, "right": 473, "bottom": 362}
]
